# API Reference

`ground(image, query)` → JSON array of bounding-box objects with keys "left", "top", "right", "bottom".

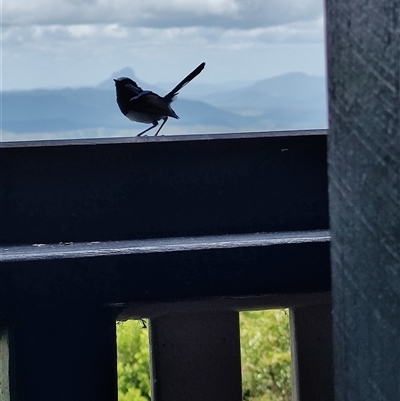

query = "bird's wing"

[
  {"left": 129, "top": 92, "right": 179, "bottom": 119},
  {"left": 130, "top": 90, "right": 153, "bottom": 101},
  {"left": 124, "top": 83, "right": 143, "bottom": 97}
]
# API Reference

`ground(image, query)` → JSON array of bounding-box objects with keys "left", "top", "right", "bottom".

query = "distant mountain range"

[{"left": 2, "top": 68, "right": 328, "bottom": 137}]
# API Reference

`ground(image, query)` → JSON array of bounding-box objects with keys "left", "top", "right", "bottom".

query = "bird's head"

[
  {"left": 113, "top": 77, "right": 143, "bottom": 98},
  {"left": 113, "top": 77, "right": 139, "bottom": 87}
]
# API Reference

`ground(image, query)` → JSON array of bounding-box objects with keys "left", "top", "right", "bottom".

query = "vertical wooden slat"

[
  {"left": 149, "top": 311, "right": 242, "bottom": 401},
  {"left": 0, "top": 326, "right": 10, "bottom": 401},
  {"left": 290, "top": 305, "right": 333, "bottom": 401},
  {"left": 7, "top": 306, "right": 117, "bottom": 401}
]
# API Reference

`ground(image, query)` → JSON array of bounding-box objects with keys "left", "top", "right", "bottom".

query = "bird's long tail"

[{"left": 164, "top": 62, "right": 205, "bottom": 101}]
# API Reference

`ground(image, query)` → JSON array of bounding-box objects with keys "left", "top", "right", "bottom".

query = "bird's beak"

[{"left": 113, "top": 79, "right": 117, "bottom": 82}]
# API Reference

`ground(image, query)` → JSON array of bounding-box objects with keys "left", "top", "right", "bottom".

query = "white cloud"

[
  {"left": 3, "top": 0, "right": 323, "bottom": 28},
  {"left": 2, "top": 24, "right": 129, "bottom": 45},
  {"left": 2, "top": 0, "right": 326, "bottom": 90},
  {"left": 2, "top": 17, "right": 323, "bottom": 49}
]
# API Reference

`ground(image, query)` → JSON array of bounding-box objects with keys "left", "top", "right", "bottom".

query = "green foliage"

[
  {"left": 117, "top": 320, "right": 151, "bottom": 401},
  {"left": 240, "top": 310, "right": 291, "bottom": 401},
  {"left": 117, "top": 310, "right": 291, "bottom": 401}
]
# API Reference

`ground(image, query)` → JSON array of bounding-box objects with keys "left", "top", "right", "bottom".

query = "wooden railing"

[{"left": 0, "top": 130, "right": 333, "bottom": 401}]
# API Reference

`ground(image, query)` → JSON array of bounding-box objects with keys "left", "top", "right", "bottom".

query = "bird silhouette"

[{"left": 114, "top": 62, "right": 205, "bottom": 136}]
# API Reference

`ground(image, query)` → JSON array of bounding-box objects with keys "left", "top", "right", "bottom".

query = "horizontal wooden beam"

[
  {"left": 0, "top": 231, "right": 330, "bottom": 310},
  {"left": 0, "top": 131, "right": 328, "bottom": 245}
]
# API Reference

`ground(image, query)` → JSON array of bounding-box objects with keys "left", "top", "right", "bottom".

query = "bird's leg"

[
  {"left": 155, "top": 117, "right": 168, "bottom": 136},
  {"left": 137, "top": 122, "right": 158, "bottom": 137}
]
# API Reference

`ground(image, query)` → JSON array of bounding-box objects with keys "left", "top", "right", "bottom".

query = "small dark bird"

[{"left": 114, "top": 62, "right": 205, "bottom": 136}]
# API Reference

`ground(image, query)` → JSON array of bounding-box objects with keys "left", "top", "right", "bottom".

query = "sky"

[{"left": 2, "top": 0, "right": 327, "bottom": 91}]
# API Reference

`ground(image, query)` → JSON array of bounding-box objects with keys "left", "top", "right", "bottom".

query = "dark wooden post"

[
  {"left": 5, "top": 306, "right": 117, "bottom": 401},
  {"left": 290, "top": 305, "right": 333, "bottom": 401},
  {"left": 149, "top": 312, "right": 242, "bottom": 401},
  {"left": 326, "top": 0, "right": 400, "bottom": 399}
]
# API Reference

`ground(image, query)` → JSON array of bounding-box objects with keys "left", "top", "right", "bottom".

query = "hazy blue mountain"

[
  {"left": 2, "top": 70, "right": 327, "bottom": 136},
  {"left": 3, "top": 88, "right": 119, "bottom": 132},
  {"left": 192, "top": 72, "right": 328, "bottom": 129},
  {"left": 2, "top": 87, "right": 250, "bottom": 133},
  {"left": 195, "top": 72, "right": 326, "bottom": 109}
]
